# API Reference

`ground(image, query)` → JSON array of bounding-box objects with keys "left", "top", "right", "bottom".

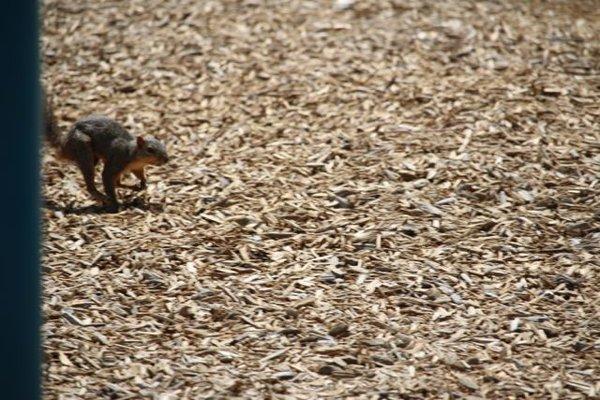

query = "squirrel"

[{"left": 42, "top": 89, "right": 169, "bottom": 212}]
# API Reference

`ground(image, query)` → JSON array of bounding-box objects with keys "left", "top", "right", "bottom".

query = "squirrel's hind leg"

[
  {"left": 64, "top": 130, "right": 110, "bottom": 205},
  {"left": 101, "top": 165, "right": 121, "bottom": 212}
]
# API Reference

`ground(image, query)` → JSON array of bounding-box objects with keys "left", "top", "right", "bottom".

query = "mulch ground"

[{"left": 42, "top": 0, "right": 599, "bottom": 398}]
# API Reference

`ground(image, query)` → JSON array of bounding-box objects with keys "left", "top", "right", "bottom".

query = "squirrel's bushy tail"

[{"left": 42, "top": 88, "right": 62, "bottom": 149}]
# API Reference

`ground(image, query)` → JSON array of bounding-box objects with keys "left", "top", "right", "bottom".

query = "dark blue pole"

[{"left": 0, "top": 1, "right": 41, "bottom": 399}]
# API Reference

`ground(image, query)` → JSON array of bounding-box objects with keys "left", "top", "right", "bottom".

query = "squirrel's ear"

[{"left": 136, "top": 136, "right": 146, "bottom": 148}]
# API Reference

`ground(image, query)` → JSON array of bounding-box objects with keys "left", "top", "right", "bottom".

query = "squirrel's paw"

[{"left": 105, "top": 203, "right": 120, "bottom": 213}]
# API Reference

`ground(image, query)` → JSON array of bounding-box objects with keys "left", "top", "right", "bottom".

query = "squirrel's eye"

[{"left": 148, "top": 148, "right": 156, "bottom": 154}]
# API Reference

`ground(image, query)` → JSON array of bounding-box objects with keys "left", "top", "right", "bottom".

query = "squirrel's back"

[
  {"left": 42, "top": 91, "right": 135, "bottom": 160},
  {"left": 64, "top": 115, "right": 136, "bottom": 160},
  {"left": 72, "top": 115, "right": 134, "bottom": 142}
]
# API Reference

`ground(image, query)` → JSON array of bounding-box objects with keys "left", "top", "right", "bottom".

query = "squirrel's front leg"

[
  {"left": 133, "top": 169, "right": 147, "bottom": 190},
  {"left": 102, "top": 165, "right": 120, "bottom": 212},
  {"left": 114, "top": 170, "right": 146, "bottom": 191},
  {"left": 116, "top": 175, "right": 140, "bottom": 190}
]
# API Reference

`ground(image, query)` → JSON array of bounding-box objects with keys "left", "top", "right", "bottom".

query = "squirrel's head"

[{"left": 136, "top": 136, "right": 169, "bottom": 165}]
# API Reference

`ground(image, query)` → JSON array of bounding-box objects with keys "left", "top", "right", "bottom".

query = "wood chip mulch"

[{"left": 42, "top": 0, "right": 599, "bottom": 399}]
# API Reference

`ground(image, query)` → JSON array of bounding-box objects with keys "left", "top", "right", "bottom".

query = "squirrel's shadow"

[{"left": 43, "top": 197, "right": 164, "bottom": 215}]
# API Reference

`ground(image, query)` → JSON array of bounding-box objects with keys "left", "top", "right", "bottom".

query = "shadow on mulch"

[{"left": 43, "top": 197, "right": 164, "bottom": 215}]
